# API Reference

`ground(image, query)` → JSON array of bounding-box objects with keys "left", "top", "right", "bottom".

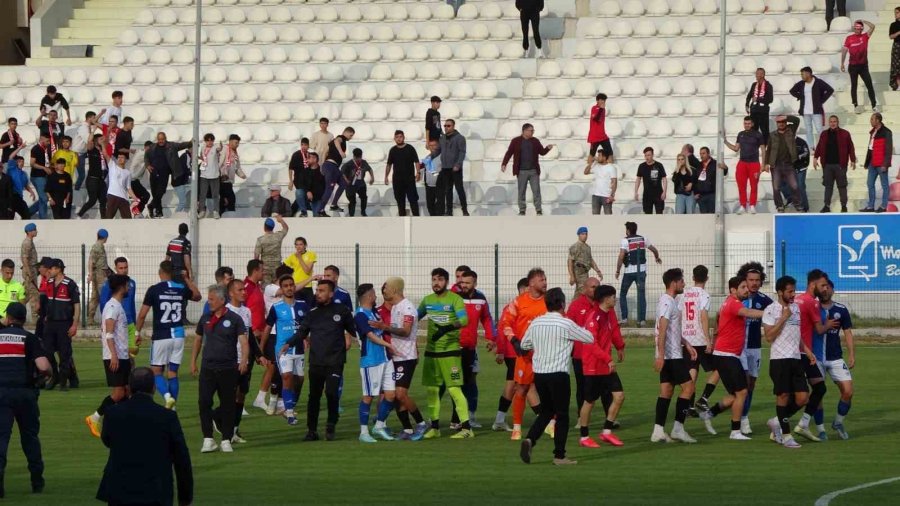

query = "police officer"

[
  {"left": 19, "top": 224, "right": 38, "bottom": 319},
  {"left": 254, "top": 215, "right": 289, "bottom": 285},
  {"left": 567, "top": 227, "right": 602, "bottom": 297},
  {"left": 0, "top": 302, "right": 51, "bottom": 498},
  {"left": 0, "top": 260, "right": 26, "bottom": 318},
  {"left": 88, "top": 229, "right": 111, "bottom": 324},
  {"left": 43, "top": 259, "right": 81, "bottom": 391},
  {"left": 282, "top": 280, "right": 355, "bottom": 442}
]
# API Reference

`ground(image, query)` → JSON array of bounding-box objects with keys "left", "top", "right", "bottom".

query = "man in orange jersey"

[
  {"left": 490, "top": 278, "right": 528, "bottom": 432},
  {"left": 501, "top": 268, "right": 548, "bottom": 441}
]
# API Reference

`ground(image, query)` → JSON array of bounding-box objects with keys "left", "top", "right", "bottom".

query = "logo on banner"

[{"left": 838, "top": 225, "right": 880, "bottom": 281}]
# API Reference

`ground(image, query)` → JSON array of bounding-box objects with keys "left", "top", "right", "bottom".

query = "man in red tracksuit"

[
  {"left": 449, "top": 269, "right": 495, "bottom": 429},
  {"left": 489, "top": 278, "right": 527, "bottom": 432},
  {"left": 578, "top": 284, "right": 626, "bottom": 448},
  {"left": 566, "top": 277, "right": 601, "bottom": 415}
]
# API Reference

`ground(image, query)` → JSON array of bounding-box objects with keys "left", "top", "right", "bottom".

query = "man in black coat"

[{"left": 96, "top": 367, "right": 193, "bottom": 506}]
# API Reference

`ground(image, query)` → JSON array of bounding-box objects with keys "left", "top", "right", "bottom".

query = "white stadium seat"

[
  {"left": 219, "top": 47, "right": 240, "bottom": 64},
  {"left": 768, "top": 0, "right": 789, "bottom": 13},
  {"left": 442, "top": 63, "right": 464, "bottom": 80},
  {"left": 275, "top": 66, "right": 298, "bottom": 82},
  {"left": 211, "top": 86, "right": 234, "bottom": 103},
  {"left": 636, "top": 60, "right": 659, "bottom": 76},
  {"left": 695, "top": 39, "right": 718, "bottom": 56},
  {"left": 596, "top": 1, "right": 621, "bottom": 17},
  {"left": 670, "top": 39, "right": 693, "bottom": 56},
  {"left": 586, "top": 20, "right": 609, "bottom": 38},
  {"left": 659, "top": 20, "right": 682, "bottom": 36},
  {"left": 743, "top": 0, "right": 766, "bottom": 14},
  {"left": 443, "top": 24, "right": 466, "bottom": 41},
  {"left": 563, "top": 60, "right": 587, "bottom": 77},
  {"left": 134, "top": 10, "right": 155, "bottom": 26},
  {"left": 247, "top": 9, "right": 268, "bottom": 23},
  {"left": 622, "top": 40, "right": 645, "bottom": 57},
  {"left": 744, "top": 38, "right": 768, "bottom": 55},
  {"left": 685, "top": 59, "right": 708, "bottom": 76},
  {"left": 382, "top": 45, "right": 405, "bottom": 62},
  {"left": 611, "top": 61, "right": 635, "bottom": 76},
  {"left": 646, "top": 0, "right": 669, "bottom": 16},
  {"left": 780, "top": 18, "right": 804, "bottom": 34},
  {"left": 223, "top": 8, "right": 246, "bottom": 24},
  {"left": 455, "top": 44, "right": 478, "bottom": 61},
  {"left": 830, "top": 17, "right": 851, "bottom": 33},
  {"left": 649, "top": 121, "right": 673, "bottom": 137},
  {"left": 396, "top": 25, "right": 418, "bottom": 42},
  {"left": 597, "top": 41, "right": 620, "bottom": 57},
  {"left": 761, "top": 56, "right": 784, "bottom": 74},
  {"left": 634, "top": 20, "right": 657, "bottom": 37},
  {"left": 317, "top": 6, "right": 339, "bottom": 23},
  {"left": 434, "top": 4, "right": 455, "bottom": 20},
  {"left": 670, "top": 0, "right": 693, "bottom": 15},
  {"left": 731, "top": 19, "right": 754, "bottom": 35},
  {"left": 622, "top": 1, "right": 645, "bottom": 16},
  {"left": 243, "top": 47, "right": 264, "bottom": 64},
  {"left": 635, "top": 99, "right": 659, "bottom": 117},
  {"left": 525, "top": 81, "right": 548, "bottom": 98},
  {"left": 682, "top": 19, "right": 705, "bottom": 36},
  {"left": 806, "top": 17, "right": 828, "bottom": 34},
  {"left": 89, "top": 69, "right": 111, "bottom": 85},
  {"left": 610, "top": 22, "right": 633, "bottom": 37},
  {"left": 648, "top": 80, "right": 672, "bottom": 96},
  {"left": 793, "top": 37, "right": 818, "bottom": 54},
  {"left": 65, "top": 69, "right": 87, "bottom": 86},
  {"left": 726, "top": 39, "right": 743, "bottom": 56},
  {"left": 141, "top": 28, "right": 161, "bottom": 46}
]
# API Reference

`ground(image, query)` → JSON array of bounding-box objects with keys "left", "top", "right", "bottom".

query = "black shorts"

[
  {"left": 683, "top": 345, "right": 715, "bottom": 373},
  {"left": 584, "top": 372, "right": 623, "bottom": 402},
  {"left": 659, "top": 358, "right": 691, "bottom": 386},
  {"left": 714, "top": 355, "right": 748, "bottom": 394},
  {"left": 769, "top": 359, "right": 809, "bottom": 396},
  {"left": 461, "top": 348, "right": 479, "bottom": 385},
  {"left": 504, "top": 357, "right": 516, "bottom": 381},
  {"left": 590, "top": 139, "right": 613, "bottom": 157},
  {"left": 104, "top": 358, "right": 132, "bottom": 387},
  {"left": 392, "top": 359, "right": 418, "bottom": 389},
  {"left": 800, "top": 355, "right": 823, "bottom": 381},
  {"left": 264, "top": 335, "right": 276, "bottom": 362}
]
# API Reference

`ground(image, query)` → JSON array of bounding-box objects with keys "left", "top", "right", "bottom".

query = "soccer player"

[
  {"left": 501, "top": 268, "right": 549, "bottom": 441},
  {"left": 680, "top": 266, "right": 714, "bottom": 419},
  {"left": 221, "top": 279, "right": 265, "bottom": 443},
  {"left": 736, "top": 261, "right": 773, "bottom": 434},
  {"left": 793, "top": 269, "right": 837, "bottom": 442},
  {"left": 489, "top": 277, "right": 528, "bottom": 432},
  {"left": 453, "top": 269, "right": 494, "bottom": 429},
  {"left": 134, "top": 261, "right": 201, "bottom": 409},
  {"left": 651, "top": 268, "right": 697, "bottom": 443},
  {"left": 815, "top": 279, "right": 854, "bottom": 440},
  {"left": 261, "top": 275, "right": 310, "bottom": 426},
  {"left": 762, "top": 275, "right": 814, "bottom": 449},
  {"left": 253, "top": 264, "right": 292, "bottom": 415},
  {"left": 579, "top": 284, "right": 625, "bottom": 448},
  {"left": 355, "top": 284, "right": 397, "bottom": 443},
  {"left": 699, "top": 276, "right": 764, "bottom": 440},
  {"left": 566, "top": 277, "right": 600, "bottom": 422},
  {"left": 418, "top": 268, "right": 473, "bottom": 439},
  {"left": 85, "top": 274, "right": 132, "bottom": 438}
]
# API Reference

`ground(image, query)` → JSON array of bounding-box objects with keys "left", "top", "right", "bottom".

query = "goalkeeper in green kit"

[{"left": 418, "top": 268, "right": 474, "bottom": 439}]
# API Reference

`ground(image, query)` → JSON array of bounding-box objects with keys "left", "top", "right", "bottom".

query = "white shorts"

[
  {"left": 824, "top": 359, "right": 853, "bottom": 383},
  {"left": 278, "top": 353, "right": 305, "bottom": 377},
  {"left": 360, "top": 361, "right": 396, "bottom": 397},
  {"left": 740, "top": 348, "right": 761, "bottom": 378},
  {"left": 150, "top": 339, "right": 185, "bottom": 367}
]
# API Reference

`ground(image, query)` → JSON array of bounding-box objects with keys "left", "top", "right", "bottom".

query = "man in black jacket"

[
  {"left": 283, "top": 280, "right": 355, "bottom": 442},
  {"left": 144, "top": 133, "right": 192, "bottom": 218},
  {"left": 745, "top": 68, "right": 774, "bottom": 141},
  {"left": 789, "top": 67, "right": 834, "bottom": 151},
  {"left": 97, "top": 367, "right": 192, "bottom": 506}
]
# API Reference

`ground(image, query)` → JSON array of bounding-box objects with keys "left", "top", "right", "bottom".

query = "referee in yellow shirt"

[{"left": 0, "top": 259, "right": 26, "bottom": 318}]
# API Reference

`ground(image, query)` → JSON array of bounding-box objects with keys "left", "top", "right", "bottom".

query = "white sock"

[
  {"left": 799, "top": 413, "right": 811, "bottom": 428},
  {"left": 740, "top": 416, "right": 748, "bottom": 423},
  {"left": 513, "top": 423, "right": 521, "bottom": 431},
  {"left": 653, "top": 424, "right": 665, "bottom": 432},
  {"left": 602, "top": 428, "right": 612, "bottom": 435},
  {"left": 673, "top": 421, "right": 684, "bottom": 432},
  {"left": 285, "top": 409, "right": 294, "bottom": 417},
  {"left": 403, "top": 429, "right": 414, "bottom": 434},
  {"left": 816, "top": 424, "right": 825, "bottom": 433},
  {"left": 548, "top": 419, "right": 556, "bottom": 427},
  {"left": 360, "top": 425, "right": 369, "bottom": 435},
  {"left": 469, "top": 412, "right": 477, "bottom": 421},
  {"left": 374, "top": 420, "right": 385, "bottom": 429},
  {"left": 495, "top": 411, "right": 506, "bottom": 424},
  {"left": 268, "top": 397, "right": 277, "bottom": 408},
  {"left": 255, "top": 390, "right": 267, "bottom": 403},
  {"left": 730, "top": 429, "right": 741, "bottom": 436},
  {"left": 277, "top": 399, "right": 285, "bottom": 409},
  {"left": 91, "top": 412, "right": 101, "bottom": 422},
  {"left": 834, "top": 413, "right": 845, "bottom": 424}
]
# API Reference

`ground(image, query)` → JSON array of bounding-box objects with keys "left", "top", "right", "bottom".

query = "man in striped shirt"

[{"left": 518, "top": 288, "right": 593, "bottom": 466}]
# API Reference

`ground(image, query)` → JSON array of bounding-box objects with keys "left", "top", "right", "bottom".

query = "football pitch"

[{"left": 5, "top": 342, "right": 900, "bottom": 505}]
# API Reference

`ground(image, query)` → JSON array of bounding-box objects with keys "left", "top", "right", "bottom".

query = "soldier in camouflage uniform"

[
  {"left": 568, "top": 226, "right": 602, "bottom": 296},
  {"left": 20, "top": 223, "right": 39, "bottom": 318},
  {"left": 254, "top": 214, "right": 289, "bottom": 285},
  {"left": 88, "top": 229, "right": 111, "bottom": 323}
]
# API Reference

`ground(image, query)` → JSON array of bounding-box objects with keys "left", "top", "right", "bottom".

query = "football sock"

[
  {"left": 674, "top": 397, "right": 690, "bottom": 424},
  {"left": 359, "top": 401, "right": 370, "bottom": 427},
  {"left": 154, "top": 374, "right": 169, "bottom": 397},
  {"left": 776, "top": 405, "right": 790, "bottom": 434},
  {"left": 512, "top": 392, "right": 526, "bottom": 426},
  {"left": 835, "top": 400, "right": 851, "bottom": 424},
  {"left": 742, "top": 389, "right": 754, "bottom": 417},
  {"left": 167, "top": 377, "right": 180, "bottom": 400},
  {"left": 701, "top": 383, "right": 716, "bottom": 401},
  {"left": 655, "top": 397, "right": 671, "bottom": 427}
]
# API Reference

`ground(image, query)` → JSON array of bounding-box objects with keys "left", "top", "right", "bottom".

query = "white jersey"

[
  {"left": 679, "top": 286, "right": 710, "bottom": 347},
  {"left": 264, "top": 284, "right": 279, "bottom": 338},
  {"left": 762, "top": 302, "right": 801, "bottom": 360},
  {"left": 227, "top": 303, "right": 252, "bottom": 364},
  {"left": 102, "top": 298, "right": 130, "bottom": 360},
  {"left": 655, "top": 293, "right": 682, "bottom": 360},
  {"left": 390, "top": 298, "right": 419, "bottom": 361}
]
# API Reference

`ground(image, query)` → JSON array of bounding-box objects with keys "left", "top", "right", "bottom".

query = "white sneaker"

[
  {"left": 492, "top": 422, "right": 512, "bottom": 432},
  {"left": 740, "top": 417, "right": 752, "bottom": 435},
  {"left": 200, "top": 438, "right": 218, "bottom": 453},
  {"left": 650, "top": 425, "right": 673, "bottom": 443},
  {"left": 699, "top": 411, "right": 717, "bottom": 435},
  {"left": 468, "top": 417, "right": 483, "bottom": 429},
  {"left": 873, "top": 105, "right": 880, "bottom": 113},
  {"left": 242, "top": 408, "right": 249, "bottom": 416},
  {"left": 729, "top": 430, "right": 752, "bottom": 441},
  {"left": 213, "top": 211, "right": 220, "bottom": 219},
  {"left": 793, "top": 424, "right": 821, "bottom": 442},
  {"left": 265, "top": 399, "right": 277, "bottom": 416},
  {"left": 670, "top": 426, "right": 697, "bottom": 444},
  {"left": 252, "top": 397, "right": 268, "bottom": 411},
  {"left": 767, "top": 417, "right": 783, "bottom": 444},
  {"left": 782, "top": 435, "right": 802, "bottom": 448},
  {"left": 220, "top": 440, "right": 233, "bottom": 453},
  {"left": 749, "top": 205, "right": 757, "bottom": 214},
  {"left": 736, "top": 206, "right": 746, "bottom": 215},
  {"left": 198, "top": 210, "right": 207, "bottom": 219},
  {"left": 537, "top": 46, "right": 546, "bottom": 59}
]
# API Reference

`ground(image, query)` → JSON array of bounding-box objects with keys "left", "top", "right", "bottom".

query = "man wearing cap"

[
  {"left": 88, "top": 229, "right": 111, "bottom": 324},
  {"left": 568, "top": 227, "right": 603, "bottom": 297},
  {"left": 254, "top": 215, "right": 289, "bottom": 285},
  {"left": 260, "top": 185, "right": 291, "bottom": 218},
  {"left": 20, "top": 224, "right": 39, "bottom": 318},
  {"left": 0, "top": 259, "right": 26, "bottom": 319},
  {"left": 0, "top": 302, "right": 51, "bottom": 498},
  {"left": 425, "top": 96, "right": 442, "bottom": 146},
  {"left": 44, "top": 259, "right": 80, "bottom": 390},
  {"left": 840, "top": 20, "right": 878, "bottom": 114}
]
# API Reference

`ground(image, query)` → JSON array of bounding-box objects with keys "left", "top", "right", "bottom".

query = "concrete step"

[
  {"left": 84, "top": 0, "right": 145, "bottom": 7},
  {"left": 52, "top": 37, "right": 117, "bottom": 46},
  {"left": 72, "top": 7, "right": 142, "bottom": 21},
  {"left": 67, "top": 19, "right": 126, "bottom": 29},
  {"left": 26, "top": 56, "right": 105, "bottom": 67}
]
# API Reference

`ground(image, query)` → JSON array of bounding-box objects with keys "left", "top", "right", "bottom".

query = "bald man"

[{"left": 567, "top": 277, "right": 601, "bottom": 413}]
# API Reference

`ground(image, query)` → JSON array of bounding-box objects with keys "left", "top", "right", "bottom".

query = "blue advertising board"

[{"left": 774, "top": 214, "right": 900, "bottom": 293}]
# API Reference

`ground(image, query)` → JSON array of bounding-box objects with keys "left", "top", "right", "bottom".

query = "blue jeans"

[
  {"left": 74, "top": 152, "right": 87, "bottom": 191},
  {"left": 803, "top": 114, "right": 824, "bottom": 150},
  {"left": 675, "top": 194, "right": 694, "bottom": 214},
  {"left": 867, "top": 165, "right": 889, "bottom": 209},
  {"left": 28, "top": 177, "right": 49, "bottom": 219},
  {"left": 294, "top": 188, "right": 309, "bottom": 216},
  {"left": 619, "top": 271, "right": 647, "bottom": 322},
  {"left": 174, "top": 184, "right": 189, "bottom": 212}
]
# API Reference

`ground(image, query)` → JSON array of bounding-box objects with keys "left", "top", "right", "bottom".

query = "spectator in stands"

[
  {"left": 198, "top": 133, "right": 223, "bottom": 220},
  {"left": 891, "top": 8, "right": 900, "bottom": 91},
  {"left": 310, "top": 118, "right": 333, "bottom": 167},
  {"left": 841, "top": 20, "right": 878, "bottom": 114},
  {"left": 53, "top": 136, "right": 77, "bottom": 184},
  {"left": 586, "top": 93, "right": 613, "bottom": 172},
  {"left": 790, "top": 67, "right": 834, "bottom": 150},
  {"left": 421, "top": 139, "right": 442, "bottom": 216},
  {"left": 1, "top": 118, "right": 25, "bottom": 163},
  {"left": 40, "top": 85, "right": 72, "bottom": 126},
  {"left": 77, "top": 134, "right": 107, "bottom": 219},
  {"left": 766, "top": 115, "right": 803, "bottom": 213},
  {"left": 2, "top": 144, "right": 34, "bottom": 220},
  {"left": 671, "top": 154, "right": 694, "bottom": 215},
  {"left": 425, "top": 96, "right": 442, "bottom": 146},
  {"left": 102, "top": 115, "right": 120, "bottom": 158},
  {"left": 861, "top": 112, "right": 893, "bottom": 213},
  {"left": 46, "top": 158, "right": 72, "bottom": 219},
  {"left": 131, "top": 142, "right": 152, "bottom": 217},
  {"left": 98, "top": 90, "right": 124, "bottom": 129},
  {"left": 434, "top": 119, "right": 468, "bottom": 216},
  {"left": 71, "top": 111, "right": 96, "bottom": 192},
  {"left": 294, "top": 152, "right": 325, "bottom": 218},
  {"left": 790, "top": 128, "right": 812, "bottom": 212},
  {"left": 102, "top": 143, "right": 137, "bottom": 220},
  {"left": 28, "top": 134, "right": 52, "bottom": 219},
  {"left": 174, "top": 150, "right": 191, "bottom": 214},
  {"left": 745, "top": 68, "right": 773, "bottom": 141},
  {"left": 261, "top": 185, "right": 292, "bottom": 218},
  {"left": 724, "top": 116, "right": 766, "bottom": 215},
  {"left": 586, "top": 149, "right": 617, "bottom": 215},
  {"left": 115, "top": 117, "right": 134, "bottom": 159},
  {"left": 342, "top": 148, "right": 373, "bottom": 217},
  {"left": 219, "top": 134, "right": 245, "bottom": 216},
  {"left": 693, "top": 147, "right": 722, "bottom": 215},
  {"left": 825, "top": 0, "right": 848, "bottom": 31},
  {"left": 0, "top": 158, "right": 12, "bottom": 219},
  {"left": 814, "top": 115, "right": 856, "bottom": 213},
  {"left": 36, "top": 109, "right": 64, "bottom": 155},
  {"left": 385, "top": 131, "right": 421, "bottom": 217},
  {"left": 681, "top": 144, "right": 700, "bottom": 171},
  {"left": 502, "top": 123, "right": 554, "bottom": 216},
  {"left": 634, "top": 147, "right": 666, "bottom": 215},
  {"left": 145, "top": 132, "right": 191, "bottom": 219},
  {"left": 288, "top": 138, "right": 312, "bottom": 217},
  {"left": 516, "top": 0, "right": 545, "bottom": 58},
  {"left": 319, "top": 127, "right": 355, "bottom": 216}
]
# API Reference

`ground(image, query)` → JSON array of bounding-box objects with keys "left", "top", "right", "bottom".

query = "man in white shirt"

[
  {"left": 586, "top": 150, "right": 618, "bottom": 215},
  {"left": 198, "top": 133, "right": 223, "bottom": 219},
  {"left": 98, "top": 91, "right": 124, "bottom": 128},
  {"left": 762, "top": 275, "right": 815, "bottom": 449},
  {"left": 679, "top": 265, "right": 714, "bottom": 417},
  {"left": 99, "top": 138, "right": 137, "bottom": 219},
  {"left": 71, "top": 111, "right": 97, "bottom": 192}
]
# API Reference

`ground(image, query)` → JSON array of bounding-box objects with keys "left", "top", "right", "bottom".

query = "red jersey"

[
  {"left": 501, "top": 291, "right": 547, "bottom": 362},
  {"left": 566, "top": 294, "right": 595, "bottom": 360},
  {"left": 844, "top": 33, "right": 870, "bottom": 65},
  {"left": 714, "top": 296, "right": 746, "bottom": 356},
  {"left": 795, "top": 292, "right": 822, "bottom": 350},
  {"left": 583, "top": 307, "right": 625, "bottom": 376},
  {"left": 459, "top": 289, "right": 495, "bottom": 350},
  {"left": 102, "top": 125, "right": 121, "bottom": 157},
  {"left": 494, "top": 302, "right": 517, "bottom": 359},
  {"left": 377, "top": 303, "right": 392, "bottom": 343},
  {"left": 587, "top": 105, "right": 608, "bottom": 143},
  {"left": 243, "top": 277, "right": 266, "bottom": 334}
]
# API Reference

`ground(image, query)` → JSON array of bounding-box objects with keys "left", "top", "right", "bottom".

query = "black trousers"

[
  {"left": 825, "top": 0, "right": 846, "bottom": 29},
  {"left": 346, "top": 181, "right": 368, "bottom": 216},
  {"left": 642, "top": 195, "right": 664, "bottom": 214},
  {"left": 392, "top": 179, "right": 419, "bottom": 216},
  {"left": 750, "top": 110, "right": 770, "bottom": 142},
  {"left": 526, "top": 372, "right": 570, "bottom": 459},
  {"left": 696, "top": 193, "right": 715, "bottom": 214},
  {"left": 149, "top": 175, "right": 168, "bottom": 217},
  {"left": 50, "top": 202, "right": 71, "bottom": 220},
  {"left": 848, "top": 63, "right": 876, "bottom": 107},
  {"left": 307, "top": 364, "right": 343, "bottom": 433},
  {"left": 424, "top": 184, "right": 438, "bottom": 216},
  {"left": 823, "top": 164, "right": 849, "bottom": 207},
  {"left": 436, "top": 169, "right": 467, "bottom": 215},
  {"left": 131, "top": 180, "right": 150, "bottom": 214},
  {"left": 78, "top": 177, "right": 107, "bottom": 218},
  {"left": 198, "top": 367, "right": 238, "bottom": 440},
  {"left": 0, "top": 387, "right": 43, "bottom": 484},
  {"left": 8, "top": 194, "right": 31, "bottom": 220},
  {"left": 520, "top": 7, "right": 541, "bottom": 50},
  {"left": 43, "top": 321, "right": 73, "bottom": 385},
  {"left": 572, "top": 359, "right": 584, "bottom": 412},
  {"left": 219, "top": 181, "right": 236, "bottom": 214}
]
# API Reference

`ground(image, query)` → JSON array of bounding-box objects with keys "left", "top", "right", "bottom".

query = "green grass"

[{"left": 5, "top": 343, "right": 900, "bottom": 505}]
